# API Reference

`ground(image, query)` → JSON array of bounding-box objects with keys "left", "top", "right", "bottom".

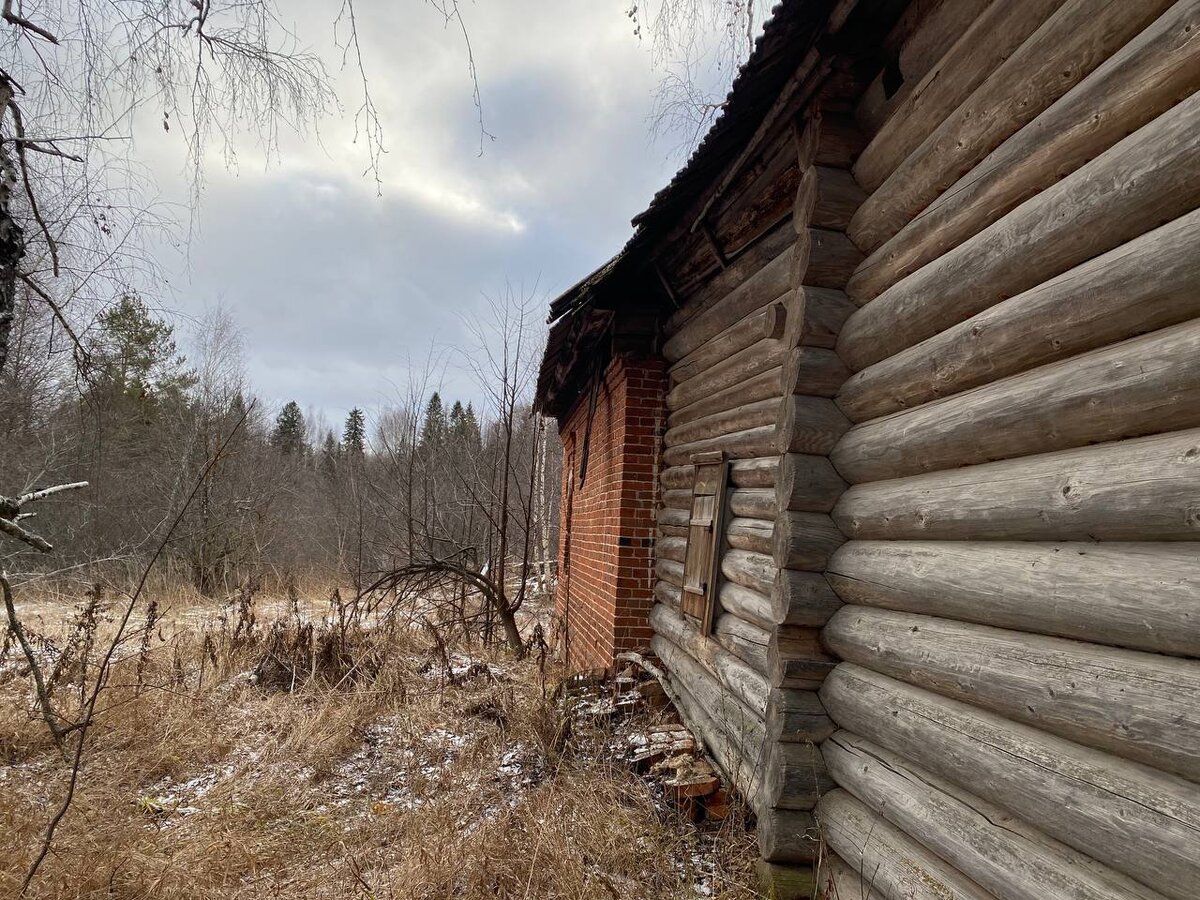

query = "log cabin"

[{"left": 534, "top": 1, "right": 1200, "bottom": 896}]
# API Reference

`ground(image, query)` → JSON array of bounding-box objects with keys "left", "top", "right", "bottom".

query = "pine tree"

[
  {"left": 89, "top": 292, "right": 195, "bottom": 415},
  {"left": 271, "top": 401, "right": 306, "bottom": 455},
  {"left": 343, "top": 407, "right": 366, "bottom": 457},
  {"left": 419, "top": 391, "right": 446, "bottom": 453}
]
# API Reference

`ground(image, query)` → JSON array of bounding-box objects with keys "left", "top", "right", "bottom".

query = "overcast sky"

[{"left": 135, "top": 1, "right": 744, "bottom": 432}]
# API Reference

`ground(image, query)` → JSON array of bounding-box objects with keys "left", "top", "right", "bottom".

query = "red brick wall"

[{"left": 554, "top": 355, "right": 667, "bottom": 672}]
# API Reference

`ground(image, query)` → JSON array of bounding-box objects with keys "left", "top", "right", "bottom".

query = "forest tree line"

[{"left": 0, "top": 289, "right": 561, "bottom": 639}]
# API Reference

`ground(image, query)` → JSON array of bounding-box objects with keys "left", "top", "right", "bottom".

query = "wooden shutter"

[{"left": 681, "top": 451, "right": 730, "bottom": 635}]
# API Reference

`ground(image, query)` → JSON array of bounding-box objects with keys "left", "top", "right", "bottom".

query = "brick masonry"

[{"left": 554, "top": 355, "right": 667, "bottom": 672}]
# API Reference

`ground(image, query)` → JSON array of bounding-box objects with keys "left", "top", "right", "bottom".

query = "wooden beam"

[
  {"left": 820, "top": 665, "right": 1200, "bottom": 900},
  {"left": 838, "top": 88, "right": 1200, "bottom": 371},
  {"left": 833, "top": 428, "right": 1200, "bottom": 542},
  {"left": 827, "top": 540, "right": 1200, "bottom": 658}
]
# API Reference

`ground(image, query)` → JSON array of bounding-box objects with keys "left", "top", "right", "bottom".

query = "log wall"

[{"left": 817, "top": 2, "right": 1200, "bottom": 897}]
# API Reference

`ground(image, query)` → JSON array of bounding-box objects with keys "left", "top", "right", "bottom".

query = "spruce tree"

[
  {"left": 343, "top": 407, "right": 366, "bottom": 457},
  {"left": 319, "top": 430, "right": 340, "bottom": 477},
  {"left": 271, "top": 401, "right": 306, "bottom": 455},
  {"left": 419, "top": 391, "right": 446, "bottom": 452}
]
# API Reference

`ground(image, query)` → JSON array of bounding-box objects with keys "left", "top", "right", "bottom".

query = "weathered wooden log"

[
  {"left": 663, "top": 398, "right": 779, "bottom": 449},
  {"left": 781, "top": 286, "right": 855, "bottom": 351},
  {"left": 837, "top": 209, "right": 1200, "bottom": 422},
  {"left": 850, "top": 0, "right": 1200, "bottom": 302},
  {"left": 821, "top": 665, "right": 1200, "bottom": 900},
  {"left": 825, "top": 606, "right": 1200, "bottom": 781},
  {"left": 655, "top": 556, "right": 684, "bottom": 588},
  {"left": 726, "top": 517, "right": 773, "bottom": 555},
  {"left": 896, "top": 0, "right": 994, "bottom": 84},
  {"left": 772, "top": 510, "right": 844, "bottom": 570},
  {"left": 717, "top": 582, "right": 773, "bottom": 631},
  {"left": 833, "top": 428, "right": 1200, "bottom": 542},
  {"left": 667, "top": 338, "right": 784, "bottom": 411},
  {"left": 651, "top": 602, "right": 767, "bottom": 717},
  {"left": 781, "top": 347, "right": 849, "bottom": 398},
  {"left": 657, "top": 535, "right": 686, "bottom": 563},
  {"left": 839, "top": 88, "right": 1200, "bottom": 371},
  {"left": 657, "top": 506, "right": 689, "bottom": 537},
  {"left": 668, "top": 365, "right": 786, "bottom": 428},
  {"left": 808, "top": 166, "right": 865, "bottom": 231},
  {"left": 824, "top": 732, "right": 1163, "bottom": 900},
  {"left": 763, "top": 741, "right": 833, "bottom": 812},
  {"left": 767, "top": 687, "right": 834, "bottom": 745},
  {"left": 653, "top": 579, "right": 680, "bottom": 609},
  {"left": 817, "top": 791, "right": 999, "bottom": 900},
  {"left": 665, "top": 246, "right": 793, "bottom": 362},
  {"left": 720, "top": 548, "right": 775, "bottom": 597},
  {"left": 653, "top": 635, "right": 766, "bottom": 808},
  {"left": 660, "top": 489, "right": 690, "bottom": 510},
  {"left": 827, "top": 541, "right": 1200, "bottom": 658},
  {"left": 850, "top": 0, "right": 1173, "bottom": 253},
  {"left": 776, "top": 453, "right": 846, "bottom": 513},
  {"left": 812, "top": 113, "right": 864, "bottom": 170},
  {"left": 770, "top": 627, "right": 836, "bottom": 690},
  {"left": 776, "top": 395, "right": 850, "bottom": 455},
  {"left": 758, "top": 809, "right": 819, "bottom": 865},
  {"left": 665, "top": 219, "right": 795, "bottom": 339},
  {"left": 772, "top": 568, "right": 842, "bottom": 627},
  {"left": 852, "top": 0, "right": 1064, "bottom": 195},
  {"left": 728, "top": 488, "right": 775, "bottom": 520},
  {"left": 757, "top": 858, "right": 816, "bottom": 900},
  {"left": 715, "top": 613, "right": 771, "bottom": 675},
  {"left": 834, "top": 319, "right": 1200, "bottom": 483},
  {"left": 661, "top": 456, "right": 780, "bottom": 493},
  {"left": 662, "top": 425, "right": 780, "bottom": 468},
  {"left": 794, "top": 227, "right": 861, "bottom": 289},
  {"left": 670, "top": 303, "right": 786, "bottom": 387}
]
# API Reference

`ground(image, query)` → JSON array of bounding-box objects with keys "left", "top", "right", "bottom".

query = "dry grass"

[{"left": 0, "top": 581, "right": 759, "bottom": 899}]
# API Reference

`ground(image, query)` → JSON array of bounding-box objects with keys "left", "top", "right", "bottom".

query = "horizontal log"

[
  {"left": 667, "top": 338, "right": 785, "bottom": 411},
  {"left": 838, "top": 209, "right": 1200, "bottom": 422},
  {"left": 852, "top": 0, "right": 1064, "bottom": 194},
  {"left": 653, "top": 579, "right": 680, "bottom": 609},
  {"left": 772, "top": 510, "right": 845, "bottom": 570},
  {"left": 850, "top": 0, "right": 1200, "bottom": 302},
  {"left": 664, "top": 243, "right": 794, "bottom": 362},
  {"left": 812, "top": 113, "right": 864, "bottom": 170},
  {"left": 715, "top": 613, "right": 771, "bottom": 675},
  {"left": 834, "top": 428, "right": 1200, "bottom": 542},
  {"left": 720, "top": 549, "right": 775, "bottom": 597},
  {"left": 763, "top": 740, "right": 833, "bottom": 812},
  {"left": 782, "top": 347, "right": 849, "bottom": 398},
  {"left": 839, "top": 88, "right": 1200, "bottom": 372},
  {"left": 653, "top": 635, "right": 767, "bottom": 809},
  {"left": 663, "top": 397, "right": 780, "bottom": 449},
  {"left": 827, "top": 541, "right": 1200, "bottom": 658},
  {"left": 776, "top": 453, "right": 846, "bottom": 513},
  {"left": 665, "top": 219, "right": 795, "bottom": 339},
  {"left": 772, "top": 568, "right": 842, "bottom": 627},
  {"left": 651, "top": 602, "right": 767, "bottom": 719},
  {"left": 668, "top": 365, "right": 786, "bottom": 428},
  {"left": 816, "top": 790, "right": 997, "bottom": 900},
  {"left": 849, "top": 0, "right": 1173, "bottom": 252},
  {"left": 661, "top": 456, "right": 780, "bottom": 492},
  {"left": 670, "top": 303, "right": 786, "bottom": 387},
  {"left": 662, "top": 425, "right": 780, "bottom": 468},
  {"left": 796, "top": 227, "right": 862, "bottom": 289},
  {"left": 820, "top": 664, "right": 1200, "bottom": 900},
  {"left": 657, "top": 535, "right": 686, "bottom": 563},
  {"left": 661, "top": 489, "right": 690, "bottom": 510},
  {"left": 655, "top": 556, "right": 684, "bottom": 588},
  {"left": 769, "top": 627, "right": 836, "bottom": 690},
  {"left": 825, "top": 606, "right": 1200, "bottom": 780},
  {"left": 657, "top": 506, "right": 689, "bottom": 537},
  {"left": 767, "top": 687, "right": 834, "bottom": 746},
  {"left": 726, "top": 517, "right": 773, "bottom": 555},
  {"left": 777, "top": 395, "right": 851, "bottom": 455},
  {"left": 824, "top": 731, "right": 1162, "bottom": 900},
  {"left": 808, "top": 166, "right": 865, "bottom": 231},
  {"left": 661, "top": 487, "right": 774, "bottom": 518},
  {"left": 833, "top": 319, "right": 1200, "bottom": 483},
  {"left": 758, "top": 808, "right": 819, "bottom": 865},
  {"left": 781, "top": 286, "right": 855, "bottom": 351},
  {"left": 718, "top": 582, "right": 774, "bottom": 631}
]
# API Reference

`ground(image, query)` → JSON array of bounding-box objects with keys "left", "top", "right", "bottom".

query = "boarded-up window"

[{"left": 681, "top": 451, "right": 730, "bottom": 635}]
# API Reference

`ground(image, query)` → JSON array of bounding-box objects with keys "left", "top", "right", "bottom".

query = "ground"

[{"left": 0, "top": 579, "right": 759, "bottom": 899}]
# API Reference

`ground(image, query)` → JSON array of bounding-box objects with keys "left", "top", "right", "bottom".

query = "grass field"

[{"left": 1, "top": 580, "right": 758, "bottom": 899}]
